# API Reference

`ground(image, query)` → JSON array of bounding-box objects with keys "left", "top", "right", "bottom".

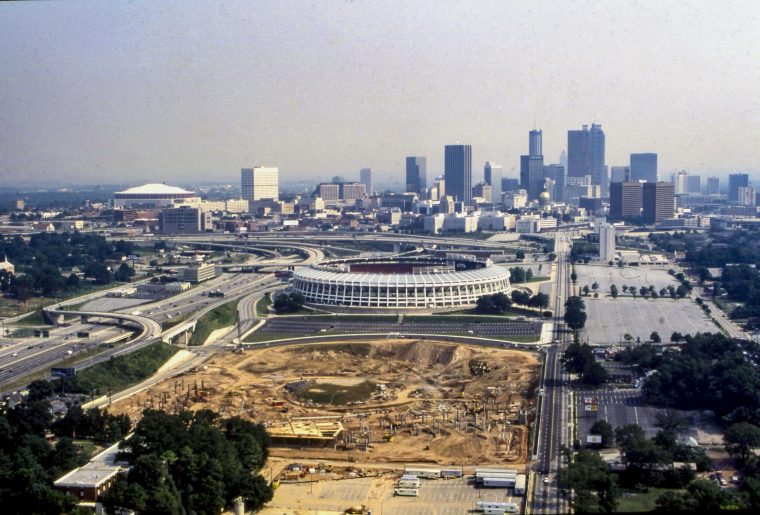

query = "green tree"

[
  {"left": 515, "top": 250, "right": 525, "bottom": 260},
  {"left": 590, "top": 420, "right": 615, "bottom": 447},
  {"left": 650, "top": 331, "right": 661, "bottom": 344},
  {"left": 273, "top": 291, "right": 305, "bottom": 313},
  {"left": 476, "top": 293, "right": 512, "bottom": 314},
  {"left": 560, "top": 448, "right": 620, "bottom": 513},
  {"left": 564, "top": 307, "right": 587, "bottom": 331},
  {"left": 610, "top": 284, "right": 618, "bottom": 298},
  {"left": 724, "top": 422, "right": 760, "bottom": 463}
]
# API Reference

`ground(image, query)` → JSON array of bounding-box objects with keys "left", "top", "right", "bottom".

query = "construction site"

[{"left": 107, "top": 339, "right": 540, "bottom": 466}]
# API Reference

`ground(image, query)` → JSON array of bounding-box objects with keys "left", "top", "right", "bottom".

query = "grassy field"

[
  {"left": 189, "top": 300, "right": 238, "bottom": 346},
  {"left": 6, "top": 307, "right": 53, "bottom": 326},
  {"left": 243, "top": 329, "right": 540, "bottom": 344},
  {"left": 73, "top": 439, "right": 102, "bottom": 460},
  {"left": 256, "top": 293, "right": 272, "bottom": 317},
  {"left": 291, "top": 379, "right": 376, "bottom": 405},
  {"left": 616, "top": 488, "right": 682, "bottom": 512},
  {"left": 161, "top": 313, "right": 190, "bottom": 331},
  {"left": 66, "top": 341, "right": 177, "bottom": 395}
]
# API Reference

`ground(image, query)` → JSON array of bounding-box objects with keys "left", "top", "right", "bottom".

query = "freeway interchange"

[{"left": 2, "top": 230, "right": 580, "bottom": 513}]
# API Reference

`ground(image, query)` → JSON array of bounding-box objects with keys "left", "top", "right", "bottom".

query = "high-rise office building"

[
  {"left": 686, "top": 175, "right": 701, "bottom": 194},
  {"left": 405, "top": 157, "right": 427, "bottom": 195},
  {"left": 706, "top": 177, "right": 720, "bottom": 195},
  {"left": 609, "top": 182, "right": 642, "bottom": 221},
  {"left": 472, "top": 182, "right": 492, "bottom": 203},
  {"left": 484, "top": 162, "right": 503, "bottom": 204},
  {"left": 360, "top": 168, "right": 373, "bottom": 195},
  {"left": 568, "top": 124, "right": 606, "bottom": 196},
  {"left": 241, "top": 167, "right": 279, "bottom": 202},
  {"left": 543, "top": 164, "right": 565, "bottom": 202},
  {"left": 520, "top": 130, "right": 545, "bottom": 200},
  {"left": 339, "top": 182, "right": 367, "bottom": 202},
  {"left": 444, "top": 145, "right": 472, "bottom": 205},
  {"left": 642, "top": 182, "right": 675, "bottom": 224},
  {"left": 672, "top": 170, "right": 689, "bottom": 195},
  {"left": 729, "top": 174, "right": 750, "bottom": 202},
  {"left": 521, "top": 156, "right": 545, "bottom": 200},
  {"left": 599, "top": 224, "right": 616, "bottom": 262},
  {"left": 610, "top": 166, "right": 631, "bottom": 183},
  {"left": 317, "top": 183, "right": 340, "bottom": 202},
  {"left": 630, "top": 153, "right": 658, "bottom": 183},
  {"left": 738, "top": 186, "right": 756, "bottom": 207},
  {"left": 559, "top": 150, "right": 568, "bottom": 168},
  {"left": 529, "top": 130, "right": 543, "bottom": 156}
]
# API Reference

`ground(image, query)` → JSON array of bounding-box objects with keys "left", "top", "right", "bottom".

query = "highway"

[
  {"left": 0, "top": 323, "right": 132, "bottom": 389},
  {"left": 532, "top": 230, "right": 573, "bottom": 514}
]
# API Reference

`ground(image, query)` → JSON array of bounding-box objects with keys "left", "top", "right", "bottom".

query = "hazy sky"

[{"left": 1, "top": 0, "right": 759, "bottom": 186}]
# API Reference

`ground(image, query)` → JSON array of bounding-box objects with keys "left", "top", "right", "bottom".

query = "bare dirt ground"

[{"left": 109, "top": 339, "right": 540, "bottom": 466}]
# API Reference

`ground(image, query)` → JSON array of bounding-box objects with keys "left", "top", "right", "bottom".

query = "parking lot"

[
  {"left": 581, "top": 297, "right": 718, "bottom": 344},
  {"left": 575, "top": 389, "right": 669, "bottom": 439},
  {"left": 255, "top": 316, "right": 543, "bottom": 341},
  {"left": 260, "top": 476, "right": 521, "bottom": 515},
  {"left": 574, "top": 264, "right": 680, "bottom": 294}
]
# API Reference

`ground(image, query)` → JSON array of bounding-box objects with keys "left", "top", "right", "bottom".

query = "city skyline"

[{"left": 2, "top": 1, "right": 760, "bottom": 186}]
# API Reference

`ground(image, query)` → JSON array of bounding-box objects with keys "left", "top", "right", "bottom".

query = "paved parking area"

[
  {"left": 261, "top": 477, "right": 521, "bottom": 515},
  {"left": 581, "top": 297, "right": 718, "bottom": 344},
  {"left": 574, "top": 265, "right": 679, "bottom": 294},
  {"left": 575, "top": 389, "right": 668, "bottom": 439},
  {"left": 257, "top": 317, "right": 542, "bottom": 340}
]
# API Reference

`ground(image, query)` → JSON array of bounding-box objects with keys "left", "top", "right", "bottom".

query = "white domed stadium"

[
  {"left": 293, "top": 256, "right": 511, "bottom": 311},
  {"left": 113, "top": 183, "right": 201, "bottom": 209}
]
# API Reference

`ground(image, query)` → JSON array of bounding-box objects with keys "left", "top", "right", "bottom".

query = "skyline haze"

[{"left": 1, "top": 0, "right": 759, "bottom": 187}]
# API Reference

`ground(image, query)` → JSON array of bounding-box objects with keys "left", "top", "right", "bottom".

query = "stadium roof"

[
  {"left": 115, "top": 183, "right": 195, "bottom": 196},
  {"left": 295, "top": 262, "right": 510, "bottom": 287}
]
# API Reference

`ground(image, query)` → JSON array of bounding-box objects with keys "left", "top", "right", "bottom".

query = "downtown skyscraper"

[
  {"left": 405, "top": 157, "right": 427, "bottom": 195},
  {"left": 630, "top": 153, "right": 658, "bottom": 183},
  {"left": 520, "top": 130, "right": 544, "bottom": 200},
  {"left": 568, "top": 124, "right": 607, "bottom": 196},
  {"left": 444, "top": 145, "right": 472, "bottom": 205},
  {"left": 729, "top": 173, "right": 750, "bottom": 202},
  {"left": 484, "top": 162, "right": 503, "bottom": 204}
]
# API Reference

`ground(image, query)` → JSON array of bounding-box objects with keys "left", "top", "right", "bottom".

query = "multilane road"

[{"left": 532, "top": 231, "right": 573, "bottom": 515}]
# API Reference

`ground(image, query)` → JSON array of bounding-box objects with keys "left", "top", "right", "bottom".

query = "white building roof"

[
  {"left": 294, "top": 263, "right": 510, "bottom": 287},
  {"left": 115, "top": 183, "right": 195, "bottom": 196}
]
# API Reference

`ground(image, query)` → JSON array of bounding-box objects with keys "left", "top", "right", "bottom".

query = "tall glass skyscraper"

[
  {"left": 568, "top": 124, "right": 606, "bottom": 195},
  {"left": 484, "top": 162, "right": 503, "bottom": 204},
  {"left": 405, "top": 157, "right": 427, "bottom": 195},
  {"left": 444, "top": 145, "right": 472, "bottom": 205},
  {"left": 520, "top": 130, "right": 545, "bottom": 200},
  {"left": 729, "top": 173, "right": 750, "bottom": 202},
  {"left": 630, "top": 153, "right": 658, "bottom": 183}
]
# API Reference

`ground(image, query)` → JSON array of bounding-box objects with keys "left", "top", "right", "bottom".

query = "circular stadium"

[{"left": 293, "top": 255, "right": 511, "bottom": 310}]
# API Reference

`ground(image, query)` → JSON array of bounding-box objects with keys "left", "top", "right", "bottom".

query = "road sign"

[{"left": 51, "top": 367, "right": 76, "bottom": 378}]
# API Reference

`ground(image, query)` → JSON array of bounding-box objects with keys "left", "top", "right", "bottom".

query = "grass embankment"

[
  {"left": 244, "top": 328, "right": 540, "bottom": 344},
  {"left": 256, "top": 294, "right": 272, "bottom": 317},
  {"left": 189, "top": 300, "right": 238, "bottom": 346},
  {"left": 66, "top": 341, "right": 177, "bottom": 395},
  {"left": 161, "top": 313, "right": 190, "bottom": 331},
  {"left": 6, "top": 307, "right": 54, "bottom": 326},
  {"left": 616, "top": 488, "right": 683, "bottom": 512}
]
